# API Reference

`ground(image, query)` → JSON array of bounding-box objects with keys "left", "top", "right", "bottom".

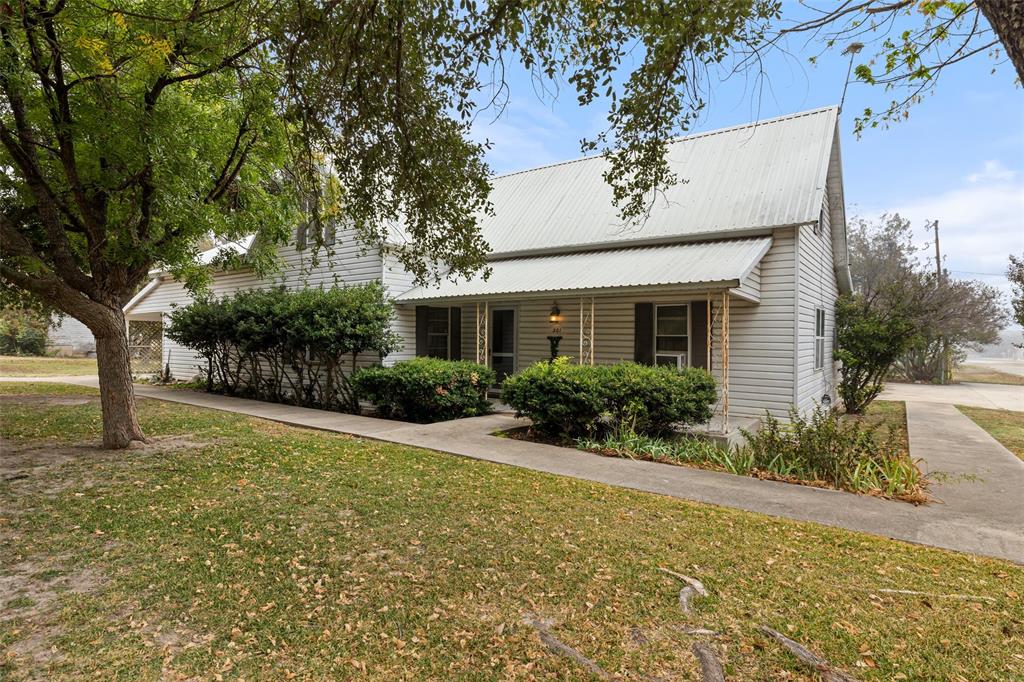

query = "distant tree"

[
  {"left": 847, "top": 214, "right": 1007, "bottom": 384},
  {"left": 1010, "top": 255, "right": 1024, "bottom": 345}
]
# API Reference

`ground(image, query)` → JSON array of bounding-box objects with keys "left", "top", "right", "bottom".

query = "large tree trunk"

[
  {"left": 977, "top": 0, "right": 1024, "bottom": 81},
  {"left": 91, "top": 308, "right": 146, "bottom": 449}
]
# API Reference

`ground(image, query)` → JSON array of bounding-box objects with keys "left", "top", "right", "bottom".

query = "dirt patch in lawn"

[
  {"left": 1, "top": 435, "right": 212, "bottom": 493},
  {"left": 1, "top": 557, "right": 107, "bottom": 670},
  {"left": 0, "top": 394, "right": 97, "bottom": 407}
]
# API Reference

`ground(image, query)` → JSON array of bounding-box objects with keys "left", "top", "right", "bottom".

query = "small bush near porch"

[
  {"left": 579, "top": 402, "right": 925, "bottom": 502},
  {"left": 501, "top": 358, "right": 717, "bottom": 439},
  {"left": 353, "top": 357, "right": 494, "bottom": 422}
]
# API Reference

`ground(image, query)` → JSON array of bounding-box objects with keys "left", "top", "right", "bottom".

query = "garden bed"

[{"left": 503, "top": 401, "right": 927, "bottom": 504}]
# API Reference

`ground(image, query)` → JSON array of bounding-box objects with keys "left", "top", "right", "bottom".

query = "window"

[
  {"left": 654, "top": 304, "right": 689, "bottom": 369},
  {"left": 426, "top": 307, "right": 451, "bottom": 359},
  {"left": 815, "top": 207, "right": 826, "bottom": 236},
  {"left": 814, "top": 308, "right": 826, "bottom": 370}
]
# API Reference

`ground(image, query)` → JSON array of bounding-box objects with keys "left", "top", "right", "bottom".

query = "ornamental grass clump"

[{"left": 578, "top": 404, "right": 926, "bottom": 501}]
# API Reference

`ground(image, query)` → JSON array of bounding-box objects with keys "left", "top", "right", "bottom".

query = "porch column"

[
  {"left": 579, "top": 296, "right": 595, "bottom": 365},
  {"left": 721, "top": 290, "right": 730, "bottom": 432},
  {"left": 475, "top": 301, "right": 488, "bottom": 366}
]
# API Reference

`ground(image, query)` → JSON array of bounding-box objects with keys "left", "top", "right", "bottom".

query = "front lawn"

[
  {"left": 955, "top": 364, "right": 1024, "bottom": 386},
  {"left": 957, "top": 405, "right": 1024, "bottom": 461},
  {"left": 1, "top": 384, "right": 1021, "bottom": 680},
  {"left": 0, "top": 355, "right": 96, "bottom": 377}
]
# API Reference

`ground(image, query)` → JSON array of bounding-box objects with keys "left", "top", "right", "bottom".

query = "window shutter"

[
  {"left": 449, "top": 307, "right": 462, "bottom": 360},
  {"left": 324, "top": 221, "right": 336, "bottom": 246},
  {"left": 634, "top": 303, "right": 654, "bottom": 365},
  {"left": 295, "top": 222, "right": 307, "bottom": 250},
  {"left": 415, "top": 306, "right": 428, "bottom": 357},
  {"left": 690, "top": 301, "right": 708, "bottom": 370}
]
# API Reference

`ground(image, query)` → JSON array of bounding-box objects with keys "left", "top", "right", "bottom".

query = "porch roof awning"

[{"left": 395, "top": 237, "right": 772, "bottom": 302}]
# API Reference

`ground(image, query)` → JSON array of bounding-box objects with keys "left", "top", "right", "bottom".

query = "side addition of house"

[{"left": 125, "top": 105, "right": 852, "bottom": 430}]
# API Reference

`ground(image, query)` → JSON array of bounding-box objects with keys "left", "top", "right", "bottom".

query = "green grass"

[
  {"left": 955, "top": 364, "right": 1024, "bottom": 386},
  {"left": 957, "top": 405, "right": 1024, "bottom": 461},
  {"left": 0, "top": 355, "right": 97, "bottom": 376},
  {"left": 1, "top": 384, "right": 1022, "bottom": 681}
]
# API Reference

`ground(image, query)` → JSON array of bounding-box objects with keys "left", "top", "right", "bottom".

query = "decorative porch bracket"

[
  {"left": 579, "top": 296, "right": 595, "bottom": 365},
  {"left": 721, "top": 290, "right": 730, "bottom": 433},
  {"left": 475, "top": 301, "right": 489, "bottom": 366}
]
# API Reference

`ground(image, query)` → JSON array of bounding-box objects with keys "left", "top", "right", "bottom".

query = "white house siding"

[
  {"left": 382, "top": 252, "right": 419, "bottom": 365},
  {"left": 795, "top": 198, "right": 840, "bottom": 414},
  {"left": 129, "top": 227, "right": 383, "bottom": 380},
  {"left": 47, "top": 316, "right": 95, "bottom": 356}
]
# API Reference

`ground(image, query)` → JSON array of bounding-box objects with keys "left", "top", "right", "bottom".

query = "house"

[{"left": 125, "top": 106, "right": 851, "bottom": 430}]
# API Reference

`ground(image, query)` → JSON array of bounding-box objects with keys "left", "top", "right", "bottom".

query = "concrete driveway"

[{"left": 881, "top": 381, "right": 1024, "bottom": 411}]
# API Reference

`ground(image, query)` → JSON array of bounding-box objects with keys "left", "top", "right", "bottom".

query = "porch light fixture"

[{"left": 548, "top": 302, "right": 561, "bottom": 323}]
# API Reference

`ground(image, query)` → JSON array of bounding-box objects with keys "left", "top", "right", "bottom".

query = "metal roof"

[
  {"left": 395, "top": 237, "right": 772, "bottom": 302},
  {"left": 465, "top": 106, "right": 837, "bottom": 256}
]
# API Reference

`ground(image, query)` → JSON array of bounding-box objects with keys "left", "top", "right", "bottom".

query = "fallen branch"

[
  {"left": 656, "top": 567, "right": 709, "bottom": 614},
  {"left": 869, "top": 588, "right": 996, "bottom": 603},
  {"left": 691, "top": 642, "right": 726, "bottom": 682},
  {"left": 524, "top": 616, "right": 613, "bottom": 680},
  {"left": 758, "top": 626, "right": 859, "bottom": 682},
  {"left": 679, "top": 626, "right": 720, "bottom": 637}
]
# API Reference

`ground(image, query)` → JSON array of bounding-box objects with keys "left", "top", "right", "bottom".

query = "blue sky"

[{"left": 468, "top": 7, "right": 1024, "bottom": 314}]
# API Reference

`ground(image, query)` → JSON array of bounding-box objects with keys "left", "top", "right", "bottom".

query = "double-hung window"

[
  {"left": 426, "top": 307, "right": 451, "bottom": 359},
  {"left": 654, "top": 304, "right": 689, "bottom": 368},
  {"left": 814, "top": 308, "right": 826, "bottom": 370}
]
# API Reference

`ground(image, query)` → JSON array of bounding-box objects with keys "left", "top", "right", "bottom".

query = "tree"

[
  {"left": 1009, "top": 254, "right": 1024, "bottom": 345},
  {"left": 1, "top": 0, "right": 781, "bottom": 447},
  {"left": 847, "top": 214, "right": 1006, "bottom": 385},
  {"left": 835, "top": 293, "right": 918, "bottom": 414},
  {"left": 773, "top": 1, "right": 1022, "bottom": 134}
]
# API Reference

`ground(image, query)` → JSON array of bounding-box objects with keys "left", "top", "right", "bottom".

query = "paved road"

[
  {"left": 881, "top": 381, "right": 1024, "bottom": 411},
  {"left": 963, "top": 358, "right": 1024, "bottom": 378}
]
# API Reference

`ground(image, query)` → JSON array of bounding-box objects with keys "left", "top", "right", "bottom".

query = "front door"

[{"left": 490, "top": 308, "right": 516, "bottom": 383}]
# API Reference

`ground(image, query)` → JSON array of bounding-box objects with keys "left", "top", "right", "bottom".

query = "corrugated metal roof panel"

[
  {"left": 473, "top": 106, "right": 836, "bottom": 255},
  {"left": 395, "top": 237, "right": 772, "bottom": 301}
]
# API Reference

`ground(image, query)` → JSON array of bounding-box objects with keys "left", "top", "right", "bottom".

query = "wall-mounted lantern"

[{"left": 547, "top": 302, "right": 563, "bottom": 361}]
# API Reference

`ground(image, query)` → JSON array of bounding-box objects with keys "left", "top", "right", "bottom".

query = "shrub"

[
  {"left": 499, "top": 358, "right": 605, "bottom": 437},
  {"left": 353, "top": 358, "right": 495, "bottom": 422},
  {"left": 0, "top": 307, "right": 49, "bottom": 356},
  {"left": 579, "top": 404, "right": 924, "bottom": 500},
  {"left": 835, "top": 294, "right": 917, "bottom": 414},
  {"left": 501, "top": 358, "right": 716, "bottom": 439},
  {"left": 738, "top": 405, "right": 923, "bottom": 498},
  {"left": 166, "top": 283, "right": 401, "bottom": 412}
]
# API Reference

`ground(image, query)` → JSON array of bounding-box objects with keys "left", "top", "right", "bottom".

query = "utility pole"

[{"left": 933, "top": 220, "right": 947, "bottom": 384}]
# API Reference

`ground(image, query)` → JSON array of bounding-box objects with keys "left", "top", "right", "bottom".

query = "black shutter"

[
  {"left": 449, "top": 307, "right": 462, "bottom": 360},
  {"left": 324, "top": 221, "right": 336, "bottom": 246},
  {"left": 634, "top": 303, "right": 654, "bottom": 365},
  {"left": 690, "top": 301, "right": 708, "bottom": 370},
  {"left": 415, "top": 306, "right": 428, "bottom": 357}
]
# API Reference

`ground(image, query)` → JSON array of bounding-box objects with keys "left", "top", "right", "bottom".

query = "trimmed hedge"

[
  {"left": 353, "top": 357, "right": 495, "bottom": 423},
  {"left": 501, "top": 358, "right": 716, "bottom": 439}
]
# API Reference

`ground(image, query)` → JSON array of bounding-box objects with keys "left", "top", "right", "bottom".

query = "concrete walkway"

[
  {"left": 4, "top": 376, "right": 1023, "bottom": 563},
  {"left": 881, "top": 380, "right": 1024, "bottom": 411}
]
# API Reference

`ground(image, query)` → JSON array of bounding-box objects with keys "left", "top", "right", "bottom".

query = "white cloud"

[
  {"left": 853, "top": 159, "right": 1024, "bottom": 318},
  {"left": 471, "top": 95, "right": 589, "bottom": 175},
  {"left": 966, "top": 159, "right": 1017, "bottom": 184}
]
